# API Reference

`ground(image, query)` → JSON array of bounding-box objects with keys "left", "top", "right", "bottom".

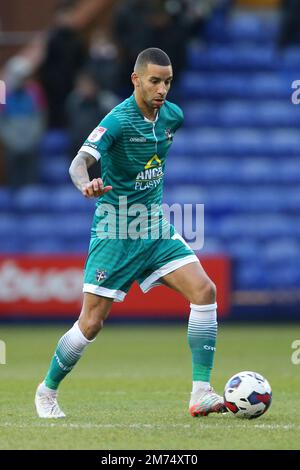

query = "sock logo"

[
  {"left": 203, "top": 345, "right": 216, "bottom": 351},
  {"left": 54, "top": 353, "right": 73, "bottom": 372}
]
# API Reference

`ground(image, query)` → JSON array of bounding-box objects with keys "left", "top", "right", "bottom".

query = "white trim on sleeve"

[{"left": 79, "top": 145, "right": 101, "bottom": 161}]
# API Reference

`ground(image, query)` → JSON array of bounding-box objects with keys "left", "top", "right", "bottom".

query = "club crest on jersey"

[
  {"left": 165, "top": 128, "right": 173, "bottom": 142},
  {"left": 95, "top": 269, "right": 108, "bottom": 282},
  {"left": 88, "top": 126, "right": 107, "bottom": 143}
]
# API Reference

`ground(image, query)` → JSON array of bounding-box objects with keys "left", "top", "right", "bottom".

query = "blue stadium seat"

[
  {"left": 187, "top": 45, "right": 277, "bottom": 72},
  {"left": 181, "top": 72, "right": 246, "bottom": 99},
  {"left": 13, "top": 186, "right": 52, "bottom": 212},
  {"left": 0, "top": 215, "right": 23, "bottom": 252},
  {"left": 164, "top": 158, "right": 200, "bottom": 184},
  {"left": 166, "top": 157, "right": 300, "bottom": 185},
  {"left": 204, "top": 12, "right": 279, "bottom": 44},
  {"left": 263, "top": 239, "right": 300, "bottom": 262},
  {"left": 21, "top": 214, "right": 92, "bottom": 242},
  {"left": 280, "top": 160, "right": 300, "bottom": 183},
  {"left": 200, "top": 129, "right": 267, "bottom": 156},
  {"left": 0, "top": 237, "right": 24, "bottom": 253},
  {"left": 182, "top": 157, "right": 238, "bottom": 184},
  {"left": 67, "top": 239, "right": 90, "bottom": 253},
  {"left": 24, "top": 238, "right": 66, "bottom": 254},
  {"left": 219, "top": 101, "right": 300, "bottom": 127},
  {"left": 218, "top": 215, "right": 296, "bottom": 240},
  {"left": 268, "top": 130, "right": 300, "bottom": 156},
  {"left": 191, "top": 129, "right": 300, "bottom": 157},
  {"left": 227, "top": 239, "right": 260, "bottom": 260},
  {"left": 55, "top": 214, "right": 92, "bottom": 240},
  {"left": 200, "top": 237, "right": 225, "bottom": 255},
  {"left": 21, "top": 215, "right": 60, "bottom": 240},
  {"left": 267, "top": 263, "right": 300, "bottom": 288},
  {"left": 255, "top": 102, "right": 300, "bottom": 127},
  {"left": 250, "top": 74, "right": 292, "bottom": 99},
  {"left": 183, "top": 102, "right": 219, "bottom": 127},
  {"left": 40, "top": 130, "right": 70, "bottom": 156},
  {"left": 237, "top": 159, "right": 276, "bottom": 183},
  {"left": 184, "top": 100, "right": 300, "bottom": 128},
  {"left": 52, "top": 186, "right": 95, "bottom": 213},
  {"left": 234, "top": 260, "right": 270, "bottom": 289},
  {"left": 40, "top": 157, "right": 70, "bottom": 184},
  {"left": 0, "top": 187, "right": 13, "bottom": 211},
  {"left": 282, "top": 47, "right": 300, "bottom": 70},
  {"left": 282, "top": 188, "right": 300, "bottom": 211},
  {"left": 0, "top": 214, "right": 20, "bottom": 237},
  {"left": 163, "top": 186, "right": 206, "bottom": 206},
  {"left": 181, "top": 72, "right": 292, "bottom": 100}
]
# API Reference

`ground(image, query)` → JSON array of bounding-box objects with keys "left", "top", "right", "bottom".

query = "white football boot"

[
  {"left": 35, "top": 383, "right": 66, "bottom": 418},
  {"left": 189, "top": 386, "right": 227, "bottom": 417}
]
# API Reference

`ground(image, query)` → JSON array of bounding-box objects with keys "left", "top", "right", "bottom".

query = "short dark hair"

[{"left": 134, "top": 48, "right": 171, "bottom": 72}]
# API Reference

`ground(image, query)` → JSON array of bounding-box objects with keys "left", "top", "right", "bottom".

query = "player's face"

[{"left": 134, "top": 63, "right": 173, "bottom": 110}]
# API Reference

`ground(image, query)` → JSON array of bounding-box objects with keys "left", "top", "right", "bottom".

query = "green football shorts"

[{"left": 83, "top": 225, "right": 199, "bottom": 302}]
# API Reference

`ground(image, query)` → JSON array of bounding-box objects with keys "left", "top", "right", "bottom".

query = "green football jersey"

[{"left": 79, "top": 94, "right": 184, "bottom": 238}]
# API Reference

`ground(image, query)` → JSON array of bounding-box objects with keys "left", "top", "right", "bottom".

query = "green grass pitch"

[{"left": 0, "top": 323, "right": 300, "bottom": 450}]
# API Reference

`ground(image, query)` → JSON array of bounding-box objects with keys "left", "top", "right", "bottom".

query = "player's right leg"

[{"left": 35, "top": 293, "right": 113, "bottom": 418}]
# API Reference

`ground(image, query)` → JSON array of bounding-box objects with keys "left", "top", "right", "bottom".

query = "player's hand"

[{"left": 81, "top": 178, "right": 113, "bottom": 198}]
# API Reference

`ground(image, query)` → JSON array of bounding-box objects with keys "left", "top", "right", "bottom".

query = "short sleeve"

[{"left": 79, "top": 113, "right": 122, "bottom": 160}]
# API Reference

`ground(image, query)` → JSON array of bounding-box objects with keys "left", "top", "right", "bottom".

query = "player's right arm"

[
  {"left": 69, "top": 151, "right": 112, "bottom": 198},
  {"left": 69, "top": 113, "right": 121, "bottom": 198}
]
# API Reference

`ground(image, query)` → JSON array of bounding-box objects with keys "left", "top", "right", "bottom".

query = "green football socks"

[
  {"left": 44, "top": 321, "right": 94, "bottom": 390},
  {"left": 188, "top": 303, "right": 218, "bottom": 383}
]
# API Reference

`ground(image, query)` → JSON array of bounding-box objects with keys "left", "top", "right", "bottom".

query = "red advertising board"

[{"left": 0, "top": 255, "right": 231, "bottom": 319}]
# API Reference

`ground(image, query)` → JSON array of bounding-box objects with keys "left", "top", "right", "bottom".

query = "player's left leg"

[{"left": 160, "top": 262, "right": 227, "bottom": 416}]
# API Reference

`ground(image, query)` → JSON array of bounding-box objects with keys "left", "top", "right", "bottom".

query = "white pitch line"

[{"left": 0, "top": 422, "right": 299, "bottom": 431}]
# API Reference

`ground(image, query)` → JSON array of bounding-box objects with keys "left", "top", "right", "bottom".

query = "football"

[{"left": 223, "top": 371, "right": 272, "bottom": 419}]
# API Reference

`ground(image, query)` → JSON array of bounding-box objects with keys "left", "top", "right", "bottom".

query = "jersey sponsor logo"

[
  {"left": 129, "top": 136, "right": 147, "bottom": 142},
  {"left": 135, "top": 154, "right": 164, "bottom": 191},
  {"left": 88, "top": 126, "right": 107, "bottom": 143},
  {"left": 144, "top": 154, "right": 161, "bottom": 169}
]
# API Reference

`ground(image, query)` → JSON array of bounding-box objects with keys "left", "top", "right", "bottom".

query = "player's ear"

[{"left": 131, "top": 72, "right": 140, "bottom": 88}]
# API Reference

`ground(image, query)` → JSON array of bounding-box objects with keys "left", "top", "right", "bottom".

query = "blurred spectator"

[
  {"left": 87, "top": 31, "right": 120, "bottom": 94},
  {"left": 65, "top": 70, "right": 115, "bottom": 179},
  {"left": 113, "top": 0, "right": 192, "bottom": 93},
  {"left": 0, "top": 56, "right": 46, "bottom": 187},
  {"left": 278, "top": 0, "right": 300, "bottom": 47},
  {"left": 39, "top": 1, "right": 86, "bottom": 128}
]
